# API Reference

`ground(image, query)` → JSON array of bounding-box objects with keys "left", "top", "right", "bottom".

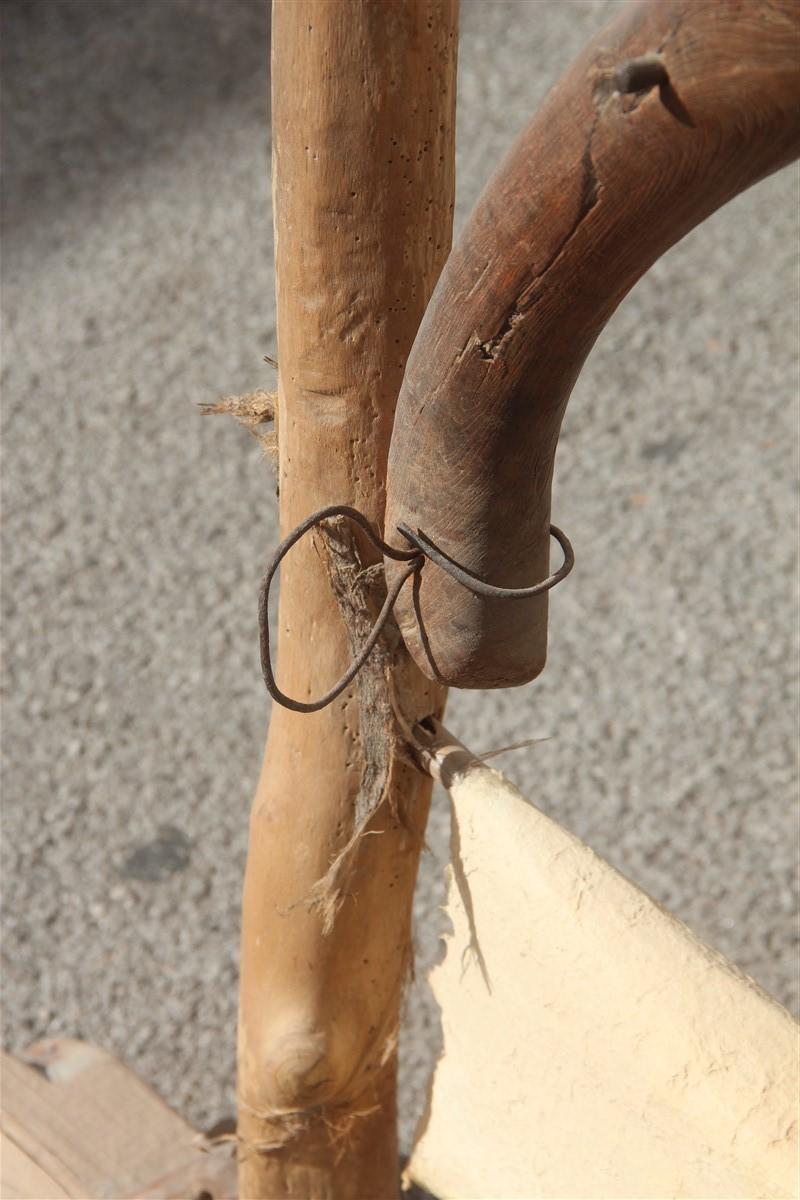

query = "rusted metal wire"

[
  {"left": 396, "top": 522, "right": 574, "bottom": 600},
  {"left": 259, "top": 506, "right": 422, "bottom": 714},
  {"left": 260, "top": 505, "right": 574, "bottom": 713}
]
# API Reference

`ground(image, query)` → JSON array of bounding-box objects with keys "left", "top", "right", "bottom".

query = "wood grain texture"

[
  {"left": 385, "top": 0, "right": 800, "bottom": 688},
  {"left": 0, "top": 1039, "right": 234, "bottom": 1199},
  {"left": 237, "top": 3, "right": 457, "bottom": 1197}
]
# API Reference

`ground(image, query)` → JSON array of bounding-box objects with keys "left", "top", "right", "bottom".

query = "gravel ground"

[{"left": 2, "top": 0, "right": 798, "bottom": 1156}]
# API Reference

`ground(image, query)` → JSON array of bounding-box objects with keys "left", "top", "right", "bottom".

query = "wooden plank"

[
  {"left": 0, "top": 1131, "right": 71, "bottom": 1200},
  {"left": 0, "top": 1039, "right": 235, "bottom": 1200},
  {"left": 408, "top": 726, "right": 800, "bottom": 1200}
]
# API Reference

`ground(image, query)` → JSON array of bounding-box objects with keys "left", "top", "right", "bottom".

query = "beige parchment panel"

[{"left": 409, "top": 754, "right": 798, "bottom": 1200}]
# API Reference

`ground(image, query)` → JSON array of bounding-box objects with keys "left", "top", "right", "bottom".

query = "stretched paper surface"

[{"left": 409, "top": 753, "right": 798, "bottom": 1200}]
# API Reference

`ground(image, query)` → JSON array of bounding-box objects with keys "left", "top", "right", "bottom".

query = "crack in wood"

[{"left": 478, "top": 96, "right": 604, "bottom": 362}]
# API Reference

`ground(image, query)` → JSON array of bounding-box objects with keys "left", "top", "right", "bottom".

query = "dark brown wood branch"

[{"left": 384, "top": 0, "right": 800, "bottom": 688}]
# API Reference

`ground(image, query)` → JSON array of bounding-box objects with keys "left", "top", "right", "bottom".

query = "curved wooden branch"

[{"left": 384, "top": 0, "right": 800, "bottom": 688}]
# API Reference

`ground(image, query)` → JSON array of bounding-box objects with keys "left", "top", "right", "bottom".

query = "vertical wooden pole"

[{"left": 237, "top": 2, "right": 458, "bottom": 1197}]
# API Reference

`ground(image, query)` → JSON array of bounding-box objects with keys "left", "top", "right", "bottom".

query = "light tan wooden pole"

[{"left": 237, "top": 3, "right": 457, "bottom": 1197}]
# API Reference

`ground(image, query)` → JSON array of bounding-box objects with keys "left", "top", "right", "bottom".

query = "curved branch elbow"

[{"left": 385, "top": 0, "right": 800, "bottom": 690}]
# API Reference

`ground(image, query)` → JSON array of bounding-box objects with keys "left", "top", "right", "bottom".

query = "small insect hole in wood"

[{"left": 614, "top": 55, "right": 669, "bottom": 95}]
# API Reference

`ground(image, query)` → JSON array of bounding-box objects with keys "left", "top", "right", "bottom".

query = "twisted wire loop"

[
  {"left": 259, "top": 505, "right": 422, "bottom": 714},
  {"left": 396, "top": 522, "right": 574, "bottom": 599},
  {"left": 260, "top": 505, "right": 575, "bottom": 713}
]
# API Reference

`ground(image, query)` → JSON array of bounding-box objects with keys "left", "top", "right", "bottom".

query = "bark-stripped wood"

[
  {"left": 237, "top": 3, "right": 457, "bottom": 1197},
  {"left": 385, "top": 0, "right": 800, "bottom": 688}
]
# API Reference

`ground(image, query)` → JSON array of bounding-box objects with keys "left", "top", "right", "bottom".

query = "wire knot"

[{"left": 260, "top": 505, "right": 574, "bottom": 712}]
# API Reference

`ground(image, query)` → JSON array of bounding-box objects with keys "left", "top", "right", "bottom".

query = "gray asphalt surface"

[{"left": 2, "top": 0, "right": 798, "bottom": 1157}]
